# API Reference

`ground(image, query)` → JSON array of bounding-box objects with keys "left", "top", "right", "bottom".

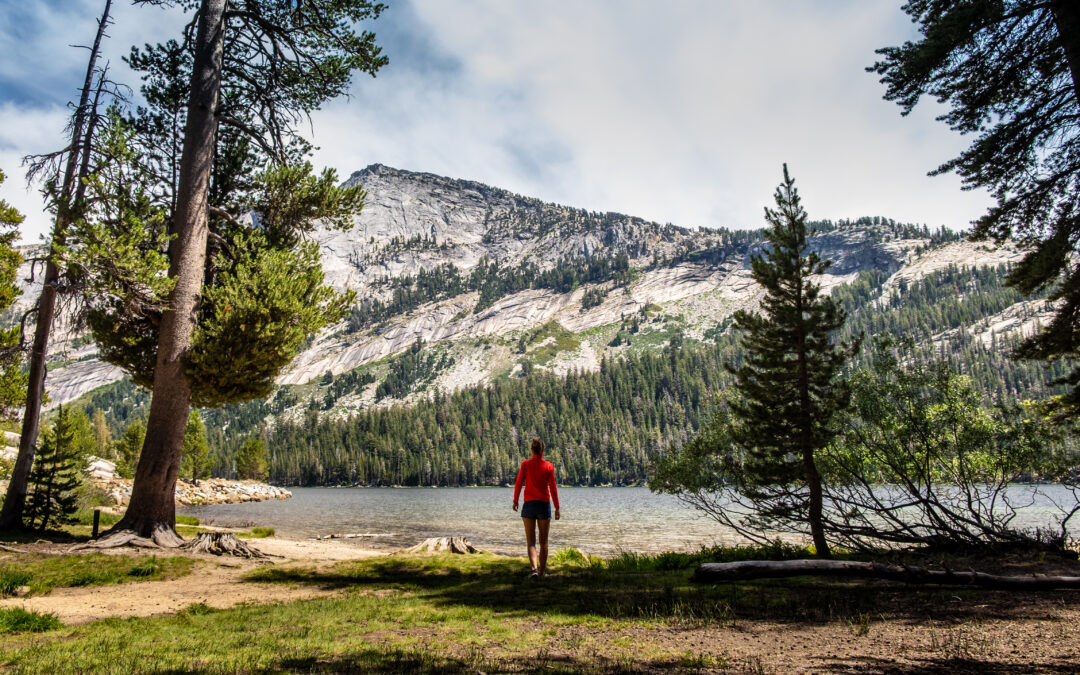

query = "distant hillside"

[{"left": 25, "top": 164, "right": 1061, "bottom": 485}]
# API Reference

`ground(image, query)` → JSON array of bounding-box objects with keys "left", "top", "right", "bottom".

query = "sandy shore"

[{"left": 0, "top": 536, "right": 386, "bottom": 625}]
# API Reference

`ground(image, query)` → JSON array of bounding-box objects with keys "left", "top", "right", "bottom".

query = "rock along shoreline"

[{"left": 96, "top": 477, "right": 292, "bottom": 507}]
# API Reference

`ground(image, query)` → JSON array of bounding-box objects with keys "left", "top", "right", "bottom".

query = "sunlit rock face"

[{"left": 19, "top": 164, "right": 1021, "bottom": 409}]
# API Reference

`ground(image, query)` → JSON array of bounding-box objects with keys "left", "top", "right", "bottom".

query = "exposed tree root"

[
  {"left": 405, "top": 537, "right": 479, "bottom": 554},
  {"left": 0, "top": 544, "right": 27, "bottom": 553},
  {"left": 70, "top": 530, "right": 162, "bottom": 552},
  {"left": 693, "top": 559, "right": 1080, "bottom": 590},
  {"left": 70, "top": 522, "right": 186, "bottom": 552},
  {"left": 181, "top": 532, "right": 278, "bottom": 559}
]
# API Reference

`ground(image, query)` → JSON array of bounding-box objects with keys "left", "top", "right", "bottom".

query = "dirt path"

[{"left": 0, "top": 537, "right": 383, "bottom": 625}]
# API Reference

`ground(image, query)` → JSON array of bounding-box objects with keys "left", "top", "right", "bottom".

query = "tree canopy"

[{"left": 871, "top": 0, "right": 1080, "bottom": 413}]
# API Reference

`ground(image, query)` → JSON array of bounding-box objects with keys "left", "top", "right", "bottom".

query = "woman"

[{"left": 512, "top": 436, "right": 560, "bottom": 578}]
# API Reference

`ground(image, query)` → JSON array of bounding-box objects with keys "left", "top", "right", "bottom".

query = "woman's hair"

[{"left": 530, "top": 437, "right": 545, "bottom": 456}]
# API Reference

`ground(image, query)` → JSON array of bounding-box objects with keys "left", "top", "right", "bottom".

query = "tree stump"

[
  {"left": 181, "top": 532, "right": 274, "bottom": 559},
  {"left": 405, "top": 537, "right": 478, "bottom": 554}
]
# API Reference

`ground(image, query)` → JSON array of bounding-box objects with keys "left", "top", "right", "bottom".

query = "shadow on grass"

[
  {"left": 821, "top": 655, "right": 1080, "bottom": 674},
  {"left": 245, "top": 552, "right": 1080, "bottom": 626},
  {"left": 0, "top": 526, "right": 87, "bottom": 545},
  {"left": 269, "top": 646, "right": 729, "bottom": 674}
]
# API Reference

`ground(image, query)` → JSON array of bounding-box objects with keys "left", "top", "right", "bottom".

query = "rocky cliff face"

[{"left": 20, "top": 164, "right": 1021, "bottom": 410}]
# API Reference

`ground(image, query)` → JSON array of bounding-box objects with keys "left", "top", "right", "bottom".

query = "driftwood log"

[
  {"left": 181, "top": 532, "right": 276, "bottom": 559},
  {"left": 405, "top": 537, "right": 478, "bottom": 554},
  {"left": 692, "top": 559, "right": 1080, "bottom": 590}
]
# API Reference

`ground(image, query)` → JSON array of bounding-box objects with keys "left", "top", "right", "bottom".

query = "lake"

[
  {"left": 178, "top": 487, "right": 737, "bottom": 556},
  {"left": 177, "top": 484, "right": 1080, "bottom": 556}
]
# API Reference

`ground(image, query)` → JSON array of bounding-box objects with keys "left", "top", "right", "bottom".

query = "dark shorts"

[{"left": 521, "top": 500, "right": 551, "bottom": 520}]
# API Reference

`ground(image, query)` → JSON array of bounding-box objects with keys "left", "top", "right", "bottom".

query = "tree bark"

[
  {"left": 104, "top": 0, "right": 226, "bottom": 546},
  {"left": 692, "top": 559, "right": 1080, "bottom": 590},
  {"left": 0, "top": 0, "right": 113, "bottom": 530}
]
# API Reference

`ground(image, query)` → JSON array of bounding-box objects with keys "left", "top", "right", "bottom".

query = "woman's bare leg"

[
  {"left": 537, "top": 519, "right": 551, "bottom": 576},
  {"left": 522, "top": 517, "right": 538, "bottom": 571}
]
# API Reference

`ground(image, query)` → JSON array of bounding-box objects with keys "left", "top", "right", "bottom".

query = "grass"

[
  {"left": 0, "top": 554, "right": 195, "bottom": 596},
  {"left": 0, "top": 546, "right": 1075, "bottom": 672},
  {"left": 0, "top": 608, "right": 60, "bottom": 634}
]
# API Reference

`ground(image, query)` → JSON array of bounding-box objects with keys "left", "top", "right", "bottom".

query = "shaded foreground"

[{"left": 0, "top": 547, "right": 1079, "bottom": 673}]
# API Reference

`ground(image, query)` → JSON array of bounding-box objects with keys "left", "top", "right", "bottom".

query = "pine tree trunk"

[
  {"left": 795, "top": 275, "right": 831, "bottom": 559},
  {"left": 0, "top": 0, "right": 113, "bottom": 530},
  {"left": 1051, "top": 0, "right": 1080, "bottom": 107},
  {"left": 105, "top": 0, "right": 226, "bottom": 547}
]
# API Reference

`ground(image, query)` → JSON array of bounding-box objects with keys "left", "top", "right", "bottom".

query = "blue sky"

[{"left": 0, "top": 0, "right": 992, "bottom": 242}]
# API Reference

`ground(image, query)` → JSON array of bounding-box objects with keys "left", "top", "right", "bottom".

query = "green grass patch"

[
  {"left": 0, "top": 546, "right": 1070, "bottom": 672},
  {"left": 518, "top": 321, "right": 581, "bottom": 367},
  {"left": 0, "top": 608, "right": 60, "bottom": 634},
  {"left": 175, "top": 515, "right": 201, "bottom": 526},
  {"left": 0, "top": 554, "right": 195, "bottom": 596},
  {"left": 71, "top": 509, "right": 123, "bottom": 528},
  {"left": 236, "top": 526, "right": 276, "bottom": 539},
  {"left": 0, "top": 570, "right": 30, "bottom": 596}
]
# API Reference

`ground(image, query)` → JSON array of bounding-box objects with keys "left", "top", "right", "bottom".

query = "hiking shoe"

[{"left": 529, "top": 569, "right": 539, "bottom": 579}]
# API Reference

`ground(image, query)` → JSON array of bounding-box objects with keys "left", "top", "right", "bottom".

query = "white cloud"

[
  {"left": 4, "top": 0, "right": 994, "bottom": 243},
  {"left": 0, "top": 103, "right": 70, "bottom": 242}
]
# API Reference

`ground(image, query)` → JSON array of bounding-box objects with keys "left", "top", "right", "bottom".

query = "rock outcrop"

[
  {"left": 14, "top": 164, "right": 1023, "bottom": 411},
  {"left": 97, "top": 478, "right": 292, "bottom": 507}
]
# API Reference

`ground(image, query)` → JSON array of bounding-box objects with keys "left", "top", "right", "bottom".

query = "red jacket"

[{"left": 513, "top": 455, "right": 560, "bottom": 508}]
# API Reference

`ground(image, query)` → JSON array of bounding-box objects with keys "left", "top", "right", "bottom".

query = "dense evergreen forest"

[{"left": 72, "top": 258, "right": 1068, "bottom": 487}]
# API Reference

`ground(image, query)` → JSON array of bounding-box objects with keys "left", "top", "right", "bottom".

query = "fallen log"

[
  {"left": 405, "top": 537, "right": 478, "bottom": 554},
  {"left": 692, "top": 559, "right": 1080, "bottom": 590}
]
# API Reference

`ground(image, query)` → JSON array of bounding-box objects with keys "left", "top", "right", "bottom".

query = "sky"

[{"left": 0, "top": 0, "right": 993, "bottom": 244}]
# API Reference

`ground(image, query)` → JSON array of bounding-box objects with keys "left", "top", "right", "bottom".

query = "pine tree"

[
  {"left": 0, "top": 170, "right": 26, "bottom": 420},
  {"left": 180, "top": 410, "right": 209, "bottom": 485},
  {"left": 113, "top": 419, "right": 146, "bottom": 479},
  {"left": 25, "top": 406, "right": 83, "bottom": 531},
  {"left": 235, "top": 437, "right": 268, "bottom": 481},
  {"left": 82, "top": 0, "right": 386, "bottom": 545},
  {"left": 91, "top": 408, "right": 112, "bottom": 459},
  {"left": 727, "top": 166, "right": 857, "bottom": 558},
  {"left": 871, "top": 1, "right": 1080, "bottom": 415}
]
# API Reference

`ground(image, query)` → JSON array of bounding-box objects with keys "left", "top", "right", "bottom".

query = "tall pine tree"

[{"left": 727, "top": 165, "right": 857, "bottom": 558}]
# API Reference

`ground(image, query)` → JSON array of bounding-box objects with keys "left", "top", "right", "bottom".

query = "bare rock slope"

[{"left": 25, "top": 164, "right": 1021, "bottom": 409}]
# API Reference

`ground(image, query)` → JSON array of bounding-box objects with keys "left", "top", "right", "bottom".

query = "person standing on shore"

[{"left": 512, "top": 437, "right": 560, "bottom": 578}]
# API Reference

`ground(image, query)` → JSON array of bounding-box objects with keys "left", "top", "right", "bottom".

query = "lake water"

[
  {"left": 178, "top": 487, "right": 737, "bottom": 556},
  {"left": 177, "top": 485, "right": 1080, "bottom": 556}
]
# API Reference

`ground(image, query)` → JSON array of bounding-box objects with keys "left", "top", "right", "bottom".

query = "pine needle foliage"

[
  {"left": 871, "top": 0, "right": 1080, "bottom": 416},
  {"left": 69, "top": 115, "right": 357, "bottom": 408},
  {"left": 25, "top": 406, "right": 83, "bottom": 531},
  {"left": 0, "top": 170, "right": 26, "bottom": 418},
  {"left": 179, "top": 410, "right": 209, "bottom": 484},
  {"left": 726, "top": 165, "right": 858, "bottom": 558}
]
